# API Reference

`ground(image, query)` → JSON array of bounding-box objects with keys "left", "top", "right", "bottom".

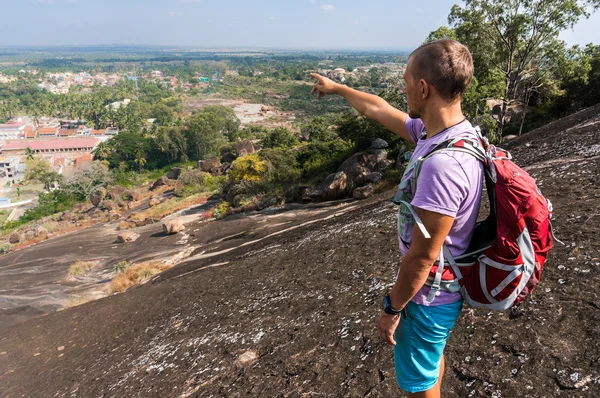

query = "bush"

[
  {"left": 297, "top": 139, "right": 356, "bottom": 183},
  {"left": 1, "top": 190, "right": 82, "bottom": 231},
  {"left": 109, "top": 261, "right": 171, "bottom": 294},
  {"left": 113, "top": 261, "right": 130, "bottom": 273},
  {"left": 0, "top": 243, "right": 13, "bottom": 254},
  {"left": 229, "top": 154, "right": 268, "bottom": 183},
  {"left": 68, "top": 261, "right": 98, "bottom": 276},
  {"left": 259, "top": 148, "right": 301, "bottom": 184},
  {"left": 261, "top": 127, "right": 299, "bottom": 149},
  {"left": 212, "top": 201, "right": 230, "bottom": 218},
  {"left": 175, "top": 169, "right": 226, "bottom": 197}
]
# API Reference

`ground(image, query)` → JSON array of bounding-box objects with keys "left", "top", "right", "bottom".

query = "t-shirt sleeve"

[
  {"left": 411, "top": 153, "right": 470, "bottom": 218},
  {"left": 405, "top": 117, "right": 424, "bottom": 144}
]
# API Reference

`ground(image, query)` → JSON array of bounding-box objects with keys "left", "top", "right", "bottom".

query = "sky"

[{"left": 0, "top": 0, "right": 599, "bottom": 50}]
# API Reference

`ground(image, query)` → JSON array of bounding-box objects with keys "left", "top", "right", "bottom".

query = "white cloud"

[
  {"left": 168, "top": 11, "right": 183, "bottom": 17},
  {"left": 320, "top": 4, "right": 335, "bottom": 12}
]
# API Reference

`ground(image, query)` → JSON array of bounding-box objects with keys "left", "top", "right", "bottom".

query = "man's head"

[{"left": 403, "top": 40, "right": 473, "bottom": 118}]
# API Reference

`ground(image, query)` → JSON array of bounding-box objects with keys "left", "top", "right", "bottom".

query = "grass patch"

[
  {"left": 129, "top": 193, "right": 207, "bottom": 221},
  {"left": 68, "top": 261, "right": 98, "bottom": 276},
  {"left": 65, "top": 294, "right": 96, "bottom": 308},
  {"left": 109, "top": 261, "right": 172, "bottom": 294}
]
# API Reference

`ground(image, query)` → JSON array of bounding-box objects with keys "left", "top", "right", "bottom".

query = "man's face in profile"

[{"left": 403, "top": 59, "right": 422, "bottom": 119}]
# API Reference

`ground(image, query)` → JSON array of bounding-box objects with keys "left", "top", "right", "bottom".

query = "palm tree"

[
  {"left": 92, "top": 141, "right": 111, "bottom": 160},
  {"left": 25, "top": 147, "right": 35, "bottom": 161}
]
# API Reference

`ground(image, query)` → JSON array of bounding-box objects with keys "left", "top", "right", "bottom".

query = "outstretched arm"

[{"left": 310, "top": 73, "right": 411, "bottom": 142}]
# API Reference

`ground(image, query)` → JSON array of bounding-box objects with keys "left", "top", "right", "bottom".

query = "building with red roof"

[
  {"left": 24, "top": 125, "right": 37, "bottom": 139},
  {"left": 0, "top": 137, "right": 99, "bottom": 155},
  {"left": 59, "top": 129, "right": 77, "bottom": 137},
  {"left": 38, "top": 127, "right": 59, "bottom": 137}
]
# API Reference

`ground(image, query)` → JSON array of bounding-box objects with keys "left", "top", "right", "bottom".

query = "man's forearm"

[
  {"left": 335, "top": 84, "right": 387, "bottom": 119},
  {"left": 389, "top": 255, "right": 434, "bottom": 310}
]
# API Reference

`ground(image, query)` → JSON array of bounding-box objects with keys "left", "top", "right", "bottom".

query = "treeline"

[
  {"left": 427, "top": 0, "right": 600, "bottom": 138},
  {"left": 0, "top": 78, "right": 182, "bottom": 131}
]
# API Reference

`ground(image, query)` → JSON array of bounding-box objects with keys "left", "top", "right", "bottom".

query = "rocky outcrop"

[
  {"left": 9, "top": 233, "right": 23, "bottom": 244},
  {"left": 166, "top": 167, "right": 183, "bottom": 180},
  {"left": 109, "top": 186, "right": 127, "bottom": 201},
  {"left": 34, "top": 226, "right": 48, "bottom": 238},
  {"left": 90, "top": 187, "right": 107, "bottom": 207},
  {"left": 148, "top": 197, "right": 161, "bottom": 207},
  {"left": 353, "top": 185, "right": 374, "bottom": 199},
  {"left": 371, "top": 138, "right": 388, "bottom": 149},
  {"left": 162, "top": 218, "right": 185, "bottom": 235},
  {"left": 101, "top": 200, "right": 117, "bottom": 212},
  {"left": 337, "top": 149, "right": 392, "bottom": 189},
  {"left": 235, "top": 139, "right": 256, "bottom": 157},
  {"left": 198, "top": 158, "right": 221, "bottom": 173},
  {"left": 303, "top": 171, "right": 348, "bottom": 202},
  {"left": 151, "top": 176, "right": 170, "bottom": 190},
  {"left": 116, "top": 232, "right": 140, "bottom": 243}
]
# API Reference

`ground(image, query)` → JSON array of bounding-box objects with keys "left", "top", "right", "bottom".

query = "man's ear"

[{"left": 420, "top": 79, "right": 429, "bottom": 100}]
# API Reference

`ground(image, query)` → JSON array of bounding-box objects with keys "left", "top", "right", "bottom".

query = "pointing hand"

[{"left": 310, "top": 73, "right": 341, "bottom": 99}]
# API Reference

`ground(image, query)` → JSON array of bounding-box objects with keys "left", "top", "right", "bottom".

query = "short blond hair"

[{"left": 409, "top": 40, "right": 474, "bottom": 101}]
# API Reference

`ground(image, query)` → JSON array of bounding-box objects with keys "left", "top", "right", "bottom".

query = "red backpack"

[{"left": 404, "top": 135, "right": 554, "bottom": 311}]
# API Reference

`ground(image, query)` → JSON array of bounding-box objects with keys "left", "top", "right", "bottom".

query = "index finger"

[{"left": 310, "top": 73, "right": 324, "bottom": 83}]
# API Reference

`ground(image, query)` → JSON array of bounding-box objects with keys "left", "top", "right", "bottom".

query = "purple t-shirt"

[{"left": 397, "top": 117, "right": 483, "bottom": 305}]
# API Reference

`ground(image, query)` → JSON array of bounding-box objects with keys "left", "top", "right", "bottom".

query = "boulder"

[
  {"left": 130, "top": 190, "right": 142, "bottom": 201},
  {"left": 109, "top": 186, "right": 127, "bottom": 201},
  {"left": 60, "top": 212, "right": 76, "bottom": 222},
  {"left": 210, "top": 164, "right": 231, "bottom": 176},
  {"left": 371, "top": 138, "right": 389, "bottom": 149},
  {"left": 9, "top": 233, "right": 23, "bottom": 244},
  {"left": 24, "top": 230, "right": 36, "bottom": 241},
  {"left": 108, "top": 211, "right": 121, "bottom": 221},
  {"left": 151, "top": 176, "right": 169, "bottom": 190},
  {"left": 166, "top": 167, "right": 183, "bottom": 180},
  {"left": 198, "top": 158, "right": 221, "bottom": 173},
  {"left": 117, "top": 232, "right": 140, "bottom": 243},
  {"left": 360, "top": 172, "right": 382, "bottom": 185},
  {"left": 34, "top": 226, "right": 48, "bottom": 238},
  {"left": 235, "top": 139, "right": 256, "bottom": 157},
  {"left": 101, "top": 200, "right": 117, "bottom": 212},
  {"left": 353, "top": 185, "right": 374, "bottom": 200},
  {"left": 148, "top": 197, "right": 161, "bottom": 207},
  {"left": 318, "top": 171, "right": 348, "bottom": 201},
  {"left": 162, "top": 218, "right": 185, "bottom": 235},
  {"left": 337, "top": 149, "right": 390, "bottom": 188},
  {"left": 221, "top": 152, "right": 237, "bottom": 163},
  {"left": 90, "top": 187, "right": 107, "bottom": 207}
]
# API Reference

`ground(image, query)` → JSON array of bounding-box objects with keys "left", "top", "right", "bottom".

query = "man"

[{"left": 311, "top": 40, "right": 483, "bottom": 397}]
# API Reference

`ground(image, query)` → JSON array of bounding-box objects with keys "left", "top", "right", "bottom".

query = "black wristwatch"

[{"left": 383, "top": 295, "right": 403, "bottom": 316}]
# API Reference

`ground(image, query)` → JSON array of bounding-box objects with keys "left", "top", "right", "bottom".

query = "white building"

[
  {"left": 0, "top": 157, "right": 19, "bottom": 179},
  {"left": 0, "top": 121, "right": 26, "bottom": 140}
]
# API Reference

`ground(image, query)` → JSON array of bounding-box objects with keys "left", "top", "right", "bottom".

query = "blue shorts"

[{"left": 393, "top": 300, "right": 463, "bottom": 393}]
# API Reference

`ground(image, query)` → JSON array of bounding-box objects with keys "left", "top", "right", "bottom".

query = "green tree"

[
  {"left": 446, "top": 0, "right": 600, "bottom": 136},
  {"left": 184, "top": 111, "right": 229, "bottom": 160},
  {"left": 261, "top": 127, "right": 300, "bottom": 149}
]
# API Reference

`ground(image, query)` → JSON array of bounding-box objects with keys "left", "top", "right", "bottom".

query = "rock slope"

[{"left": 0, "top": 106, "right": 599, "bottom": 397}]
